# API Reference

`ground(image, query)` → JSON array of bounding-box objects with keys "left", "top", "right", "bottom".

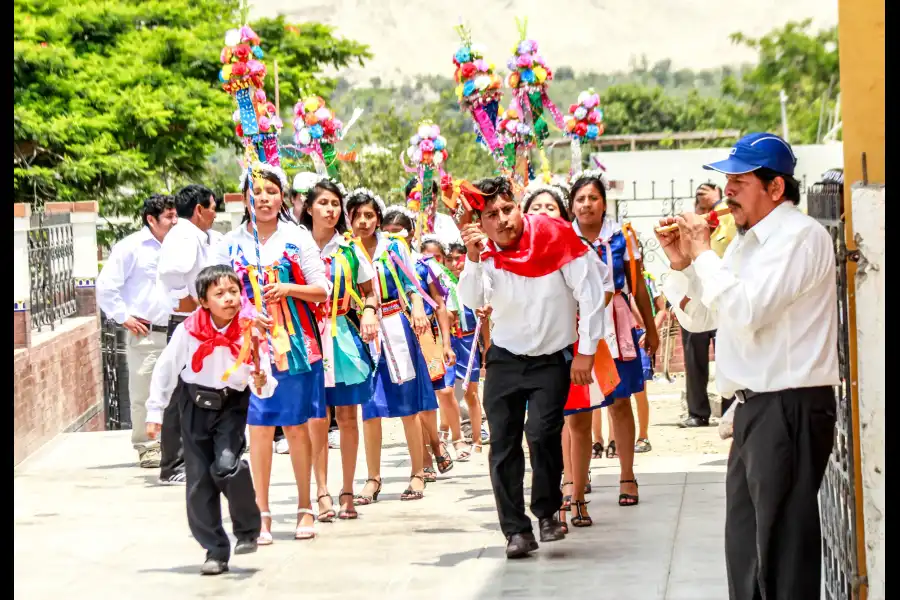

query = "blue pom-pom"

[
  {"left": 455, "top": 48, "right": 471, "bottom": 63},
  {"left": 463, "top": 80, "right": 476, "bottom": 96},
  {"left": 586, "top": 124, "right": 599, "bottom": 139},
  {"left": 433, "top": 138, "right": 446, "bottom": 151},
  {"left": 522, "top": 69, "right": 535, "bottom": 84},
  {"left": 310, "top": 124, "right": 324, "bottom": 139},
  {"left": 252, "top": 45, "right": 264, "bottom": 59}
]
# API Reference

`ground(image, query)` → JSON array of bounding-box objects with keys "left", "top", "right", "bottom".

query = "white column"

[
  {"left": 70, "top": 205, "right": 99, "bottom": 283},
  {"left": 224, "top": 193, "right": 245, "bottom": 231},
  {"left": 13, "top": 205, "right": 31, "bottom": 310},
  {"left": 851, "top": 183, "right": 885, "bottom": 600}
]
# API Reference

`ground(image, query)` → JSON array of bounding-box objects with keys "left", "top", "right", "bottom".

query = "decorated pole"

[
  {"left": 402, "top": 120, "right": 449, "bottom": 240},
  {"left": 290, "top": 95, "right": 362, "bottom": 179},
  {"left": 563, "top": 89, "right": 605, "bottom": 176},
  {"left": 452, "top": 24, "right": 504, "bottom": 162}
]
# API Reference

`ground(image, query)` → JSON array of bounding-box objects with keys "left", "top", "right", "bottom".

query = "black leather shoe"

[
  {"left": 234, "top": 539, "right": 258, "bottom": 555},
  {"left": 200, "top": 558, "right": 229, "bottom": 575},
  {"left": 538, "top": 517, "right": 566, "bottom": 542},
  {"left": 679, "top": 417, "right": 710, "bottom": 428},
  {"left": 505, "top": 532, "right": 539, "bottom": 559}
]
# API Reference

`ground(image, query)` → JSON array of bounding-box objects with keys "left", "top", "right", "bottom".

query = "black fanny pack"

[{"left": 188, "top": 383, "right": 242, "bottom": 411}]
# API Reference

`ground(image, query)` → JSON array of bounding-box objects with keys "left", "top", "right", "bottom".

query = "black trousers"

[
  {"left": 483, "top": 344, "right": 570, "bottom": 537},
  {"left": 180, "top": 380, "right": 261, "bottom": 562},
  {"left": 725, "top": 387, "right": 836, "bottom": 600},
  {"left": 682, "top": 327, "right": 716, "bottom": 420},
  {"left": 160, "top": 315, "right": 187, "bottom": 479}
]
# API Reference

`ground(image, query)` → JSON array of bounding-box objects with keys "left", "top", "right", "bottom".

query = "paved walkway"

[{"left": 15, "top": 427, "right": 728, "bottom": 600}]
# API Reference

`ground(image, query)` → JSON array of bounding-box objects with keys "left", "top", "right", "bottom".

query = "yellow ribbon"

[
  {"left": 622, "top": 222, "right": 639, "bottom": 294},
  {"left": 221, "top": 325, "right": 254, "bottom": 382}
]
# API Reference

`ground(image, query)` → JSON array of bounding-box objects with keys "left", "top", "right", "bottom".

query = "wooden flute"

[{"left": 654, "top": 206, "right": 732, "bottom": 234}]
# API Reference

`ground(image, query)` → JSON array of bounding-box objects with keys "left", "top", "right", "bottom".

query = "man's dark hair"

[
  {"left": 175, "top": 184, "right": 216, "bottom": 219},
  {"left": 195, "top": 265, "right": 242, "bottom": 301},
  {"left": 448, "top": 242, "right": 466, "bottom": 255},
  {"left": 754, "top": 168, "right": 801, "bottom": 205},
  {"left": 382, "top": 209, "right": 414, "bottom": 233},
  {"left": 297, "top": 181, "right": 347, "bottom": 233},
  {"left": 472, "top": 176, "right": 513, "bottom": 211},
  {"left": 141, "top": 194, "right": 175, "bottom": 227}
]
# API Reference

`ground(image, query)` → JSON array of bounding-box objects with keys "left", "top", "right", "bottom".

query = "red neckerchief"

[
  {"left": 183, "top": 308, "right": 250, "bottom": 373},
  {"left": 482, "top": 213, "right": 589, "bottom": 278}
]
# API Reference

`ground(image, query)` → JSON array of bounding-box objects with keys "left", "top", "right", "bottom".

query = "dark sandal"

[
  {"left": 436, "top": 444, "right": 454, "bottom": 474},
  {"left": 606, "top": 440, "right": 618, "bottom": 459},
  {"left": 559, "top": 486, "right": 572, "bottom": 534},
  {"left": 401, "top": 475, "right": 425, "bottom": 501},
  {"left": 337, "top": 492, "right": 358, "bottom": 520},
  {"left": 592, "top": 441, "right": 605, "bottom": 459},
  {"left": 317, "top": 493, "right": 336, "bottom": 522},
  {"left": 634, "top": 438, "right": 652, "bottom": 453},
  {"left": 571, "top": 501, "right": 593, "bottom": 527},
  {"left": 618, "top": 479, "right": 639, "bottom": 507},
  {"left": 353, "top": 478, "right": 382, "bottom": 506},
  {"left": 423, "top": 466, "right": 437, "bottom": 483}
]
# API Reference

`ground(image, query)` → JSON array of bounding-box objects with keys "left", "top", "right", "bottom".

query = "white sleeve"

[
  {"left": 353, "top": 245, "right": 376, "bottom": 284},
  {"left": 296, "top": 229, "right": 332, "bottom": 295},
  {"left": 561, "top": 251, "right": 608, "bottom": 356},
  {"left": 146, "top": 324, "right": 190, "bottom": 424},
  {"left": 662, "top": 267, "right": 718, "bottom": 333},
  {"left": 208, "top": 231, "right": 236, "bottom": 268},
  {"left": 157, "top": 231, "right": 200, "bottom": 301},
  {"left": 95, "top": 239, "right": 134, "bottom": 324}
]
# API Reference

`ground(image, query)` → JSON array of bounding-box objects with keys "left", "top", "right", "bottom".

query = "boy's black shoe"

[
  {"left": 505, "top": 532, "right": 539, "bottom": 559},
  {"left": 538, "top": 517, "right": 566, "bottom": 542},
  {"left": 234, "top": 539, "right": 258, "bottom": 555},
  {"left": 200, "top": 559, "right": 229, "bottom": 576}
]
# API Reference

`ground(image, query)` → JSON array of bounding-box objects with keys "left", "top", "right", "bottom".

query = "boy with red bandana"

[{"left": 146, "top": 265, "right": 276, "bottom": 575}]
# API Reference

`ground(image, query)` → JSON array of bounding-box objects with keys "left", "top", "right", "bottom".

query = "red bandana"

[
  {"left": 183, "top": 308, "right": 251, "bottom": 373},
  {"left": 482, "top": 214, "right": 589, "bottom": 278}
]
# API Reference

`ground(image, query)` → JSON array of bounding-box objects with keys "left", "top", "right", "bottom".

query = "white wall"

[
  {"left": 589, "top": 143, "right": 845, "bottom": 279},
  {"left": 851, "top": 184, "right": 885, "bottom": 600}
]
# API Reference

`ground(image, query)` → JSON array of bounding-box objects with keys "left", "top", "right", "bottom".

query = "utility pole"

[{"left": 779, "top": 89, "right": 790, "bottom": 142}]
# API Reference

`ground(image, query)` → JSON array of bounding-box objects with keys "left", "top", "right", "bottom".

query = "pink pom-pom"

[
  {"left": 332, "top": 119, "right": 344, "bottom": 131},
  {"left": 248, "top": 60, "right": 265, "bottom": 76},
  {"left": 271, "top": 116, "right": 283, "bottom": 129},
  {"left": 258, "top": 116, "right": 271, "bottom": 131},
  {"left": 294, "top": 102, "right": 304, "bottom": 116},
  {"left": 516, "top": 54, "right": 533, "bottom": 68},
  {"left": 473, "top": 59, "right": 488, "bottom": 72},
  {"left": 255, "top": 89, "right": 267, "bottom": 103},
  {"left": 420, "top": 139, "right": 435, "bottom": 152}
]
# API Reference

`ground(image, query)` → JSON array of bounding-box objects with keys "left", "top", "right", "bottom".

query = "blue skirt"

[
  {"left": 605, "top": 328, "right": 646, "bottom": 402},
  {"left": 326, "top": 378, "right": 373, "bottom": 407},
  {"left": 248, "top": 362, "right": 326, "bottom": 427},
  {"left": 433, "top": 365, "right": 456, "bottom": 391},
  {"left": 363, "top": 313, "right": 439, "bottom": 421},
  {"left": 635, "top": 328, "right": 654, "bottom": 381},
  {"left": 451, "top": 333, "right": 481, "bottom": 383}
]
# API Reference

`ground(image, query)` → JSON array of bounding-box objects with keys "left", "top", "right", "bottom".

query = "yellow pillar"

[{"left": 837, "top": 2, "right": 883, "bottom": 600}]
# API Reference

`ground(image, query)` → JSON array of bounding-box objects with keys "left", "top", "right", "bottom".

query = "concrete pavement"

[{"left": 14, "top": 428, "right": 729, "bottom": 600}]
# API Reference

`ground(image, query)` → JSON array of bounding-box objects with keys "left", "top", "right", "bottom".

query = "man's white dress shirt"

[
  {"left": 157, "top": 219, "right": 214, "bottom": 316},
  {"left": 457, "top": 240, "right": 610, "bottom": 357},
  {"left": 662, "top": 202, "right": 840, "bottom": 398},
  {"left": 96, "top": 227, "right": 171, "bottom": 327},
  {"left": 146, "top": 319, "right": 277, "bottom": 424}
]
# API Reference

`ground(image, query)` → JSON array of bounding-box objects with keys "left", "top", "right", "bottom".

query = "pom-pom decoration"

[
  {"left": 452, "top": 22, "right": 503, "bottom": 156},
  {"left": 401, "top": 120, "right": 453, "bottom": 240},
  {"left": 496, "top": 105, "right": 551, "bottom": 187},
  {"left": 288, "top": 95, "right": 360, "bottom": 179},
  {"left": 564, "top": 88, "right": 605, "bottom": 175}
]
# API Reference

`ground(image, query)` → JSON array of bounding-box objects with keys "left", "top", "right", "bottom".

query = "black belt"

[
  {"left": 183, "top": 380, "right": 246, "bottom": 400},
  {"left": 134, "top": 319, "right": 168, "bottom": 334},
  {"left": 734, "top": 389, "right": 765, "bottom": 403},
  {"left": 169, "top": 314, "right": 188, "bottom": 325}
]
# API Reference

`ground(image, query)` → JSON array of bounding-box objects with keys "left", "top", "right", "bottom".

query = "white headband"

[
  {"left": 239, "top": 162, "right": 289, "bottom": 194},
  {"left": 383, "top": 203, "right": 416, "bottom": 222},
  {"left": 520, "top": 182, "right": 570, "bottom": 211},
  {"left": 570, "top": 168, "right": 610, "bottom": 191},
  {"left": 347, "top": 187, "right": 387, "bottom": 215},
  {"left": 419, "top": 233, "right": 449, "bottom": 255}
]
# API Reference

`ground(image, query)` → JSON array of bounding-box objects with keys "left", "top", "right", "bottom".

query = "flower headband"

[
  {"left": 520, "top": 182, "right": 570, "bottom": 210},
  {"left": 347, "top": 187, "right": 386, "bottom": 215},
  {"left": 419, "top": 233, "right": 449, "bottom": 256},
  {"left": 239, "top": 162, "right": 289, "bottom": 193},
  {"left": 570, "top": 168, "right": 610, "bottom": 191},
  {"left": 383, "top": 203, "right": 416, "bottom": 222}
]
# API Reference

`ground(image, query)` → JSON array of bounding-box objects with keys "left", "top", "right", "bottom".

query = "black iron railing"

[
  {"left": 100, "top": 314, "right": 131, "bottom": 430},
  {"left": 27, "top": 211, "right": 76, "bottom": 331}
]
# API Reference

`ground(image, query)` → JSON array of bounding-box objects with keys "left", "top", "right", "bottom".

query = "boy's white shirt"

[{"left": 146, "top": 318, "right": 277, "bottom": 424}]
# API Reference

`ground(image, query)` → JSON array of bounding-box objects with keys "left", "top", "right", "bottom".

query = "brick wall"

[{"left": 14, "top": 316, "right": 103, "bottom": 466}]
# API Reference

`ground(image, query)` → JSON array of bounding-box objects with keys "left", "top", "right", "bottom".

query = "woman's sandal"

[
  {"left": 317, "top": 493, "right": 336, "bottom": 523},
  {"left": 634, "top": 438, "right": 652, "bottom": 453},
  {"left": 436, "top": 444, "right": 454, "bottom": 474},
  {"left": 258, "top": 511, "right": 274, "bottom": 546},
  {"left": 452, "top": 439, "right": 472, "bottom": 462},
  {"left": 423, "top": 466, "right": 437, "bottom": 484},
  {"left": 295, "top": 508, "right": 317, "bottom": 540},
  {"left": 618, "top": 479, "right": 640, "bottom": 507},
  {"left": 606, "top": 440, "right": 618, "bottom": 459},
  {"left": 592, "top": 441, "right": 605, "bottom": 459},
  {"left": 337, "top": 492, "right": 358, "bottom": 520},
  {"left": 571, "top": 501, "right": 593, "bottom": 527},
  {"left": 353, "top": 477, "right": 382, "bottom": 506},
  {"left": 559, "top": 481, "right": 573, "bottom": 534},
  {"left": 400, "top": 475, "right": 426, "bottom": 501}
]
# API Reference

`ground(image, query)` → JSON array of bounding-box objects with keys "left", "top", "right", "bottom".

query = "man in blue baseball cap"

[{"left": 656, "top": 132, "right": 840, "bottom": 600}]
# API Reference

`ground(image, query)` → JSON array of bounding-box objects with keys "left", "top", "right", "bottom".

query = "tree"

[
  {"left": 723, "top": 19, "right": 840, "bottom": 143},
  {"left": 14, "top": 0, "right": 370, "bottom": 216}
]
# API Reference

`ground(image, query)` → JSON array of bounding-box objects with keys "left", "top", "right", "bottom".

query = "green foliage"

[
  {"left": 723, "top": 19, "right": 840, "bottom": 143},
  {"left": 14, "top": 0, "right": 370, "bottom": 216}
]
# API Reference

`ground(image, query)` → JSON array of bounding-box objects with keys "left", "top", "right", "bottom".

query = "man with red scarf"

[{"left": 457, "top": 177, "right": 608, "bottom": 558}]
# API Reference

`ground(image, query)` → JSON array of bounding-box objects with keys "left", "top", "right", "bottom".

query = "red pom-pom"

[
  {"left": 569, "top": 103, "right": 578, "bottom": 115},
  {"left": 265, "top": 102, "right": 276, "bottom": 114},
  {"left": 460, "top": 63, "right": 477, "bottom": 80},
  {"left": 574, "top": 123, "right": 588, "bottom": 137},
  {"left": 707, "top": 211, "right": 720, "bottom": 229},
  {"left": 236, "top": 124, "right": 244, "bottom": 137},
  {"left": 322, "top": 120, "right": 336, "bottom": 135},
  {"left": 231, "top": 62, "right": 248, "bottom": 77},
  {"left": 441, "top": 173, "right": 453, "bottom": 191},
  {"left": 234, "top": 44, "right": 251, "bottom": 62}
]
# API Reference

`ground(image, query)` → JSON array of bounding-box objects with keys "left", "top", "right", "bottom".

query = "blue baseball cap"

[{"left": 703, "top": 132, "right": 797, "bottom": 176}]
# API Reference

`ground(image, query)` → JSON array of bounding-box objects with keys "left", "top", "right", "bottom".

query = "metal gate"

[
  {"left": 807, "top": 174, "right": 862, "bottom": 600},
  {"left": 100, "top": 315, "right": 131, "bottom": 430}
]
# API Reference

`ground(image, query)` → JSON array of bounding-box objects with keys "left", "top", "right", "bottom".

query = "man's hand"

[
  {"left": 570, "top": 353, "right": 595, "bottom": 386},
  {"left": 251, "top": 370, "right": 268, "bottom": 392},
  {"left": 676, "top": 213, "right": 712, "bottom": 260},
  {"left": 655, "top": 218, "right": 692, "bottom": 271},
  {"left": 443, "top": 345, "right": 457, "bottom": 367},
  {"left": 123, "top": 316, "right": 149, "bottom": 337},
  {"left": 254, "top": 313, "right": 273, "bottom": 336},
  {"left": 461, "top": 223, "right": 486, "bottom": 263},
  {"left": 146, "top": 422, "right": 162, "bottom": 440},
  {"left": 475, "top": 305, "right": 493, "bottom": 320}
]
